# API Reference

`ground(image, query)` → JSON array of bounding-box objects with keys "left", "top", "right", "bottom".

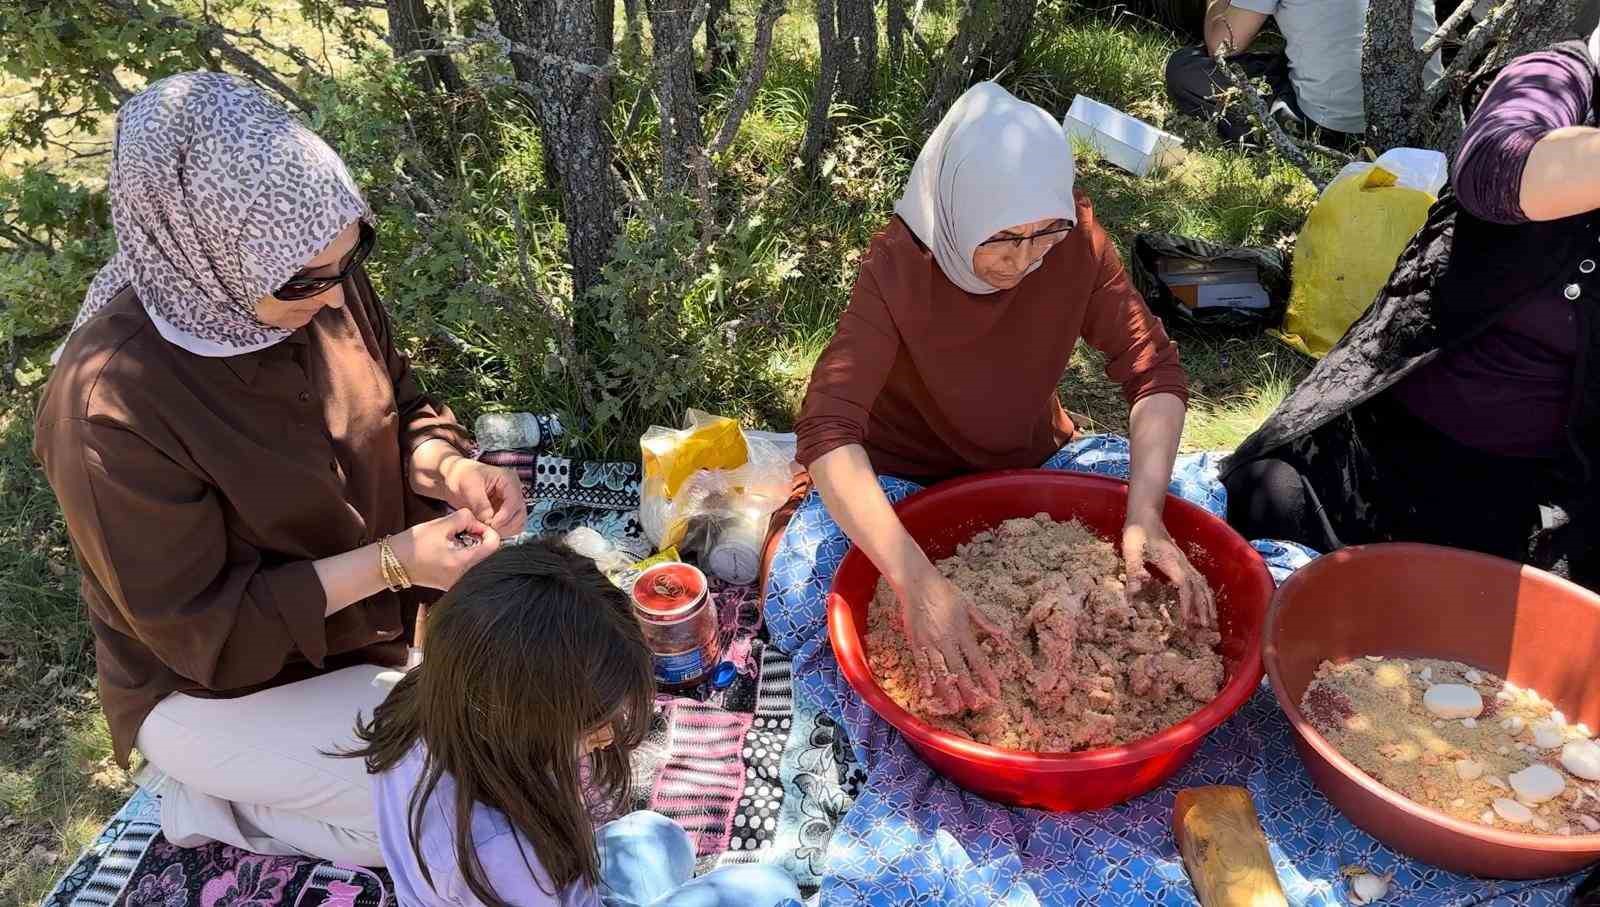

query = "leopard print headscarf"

[{"left": 60, "top": 71, "right": 370, "bottom": 360}]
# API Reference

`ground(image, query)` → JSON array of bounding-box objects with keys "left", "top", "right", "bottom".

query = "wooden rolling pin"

[{"left": 1172, "top": 786, "right": 1288, "bottom": 907}]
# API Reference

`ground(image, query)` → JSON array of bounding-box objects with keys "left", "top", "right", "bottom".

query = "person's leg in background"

[
  {"left": 1165, "top": 46, "right": 1363, "bottom": 151},
  {"left": 134, "top": 663, "right": 392, "bottom": 866},
  {"left": 1165, "top": 45, "right": 1295, "bottom": 143},
  {"left": 596, "top": 811, "right": 802, "bottom": 907},
  {"left": 1223, "top": 457, "right": 1343, "bottom": 553}
]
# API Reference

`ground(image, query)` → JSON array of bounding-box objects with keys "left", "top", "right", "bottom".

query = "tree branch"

[
  {"left": 402, "top": 24, "right": 617, "bottom": 82},
  {"left": 218, "top": 21, "right": 325, "bottom": 74},
  {"left": 1418, "top": 0, "right": 1516, "bottom": 117},
  {"left": 1212, "top": 49, "right": 1349, "bottom": 188},
  {"left": 0, "top": 221, "right": 52, "bottom": 255},
  {"left": 708, "top": 0, "right": 785, "bottom": 158},
  {"left": 1421, "top": 0, "right": 1478, "bottom": 56},
  {"left": 101, "top": 0, "right": 317, "bottom": 111}
]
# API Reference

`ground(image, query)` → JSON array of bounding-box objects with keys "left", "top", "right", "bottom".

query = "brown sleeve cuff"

[
  {"left": 1123, "top": 369, "right": 1191, "bottom": 409},
  {"left": 257, "top": 560, "right": 330, "bottom": 668},
  {"left": 795, "top": 417, "right": 866, "bottom": 469}
]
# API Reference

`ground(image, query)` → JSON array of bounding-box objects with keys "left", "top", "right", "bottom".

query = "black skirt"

[{"left": 1224, "top": 390, "right": 1562, "bottom": 568}]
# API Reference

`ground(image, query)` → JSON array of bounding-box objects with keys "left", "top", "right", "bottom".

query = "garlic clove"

[
  {"left": 1455, "top": 759, "right": 1485, "bottom": 782},
  {"left": 1424, "top": 684, "right": 1485, "bottom": 720},
  {"left": 1493, "top": 798, "right": 1535, "bottom": 824},
  {"left": 1562, "top": 740, "right": 1600, "bottom": 781},
  {"left": 1465, "top": 669, "right": 1483, "bottom": 684},
  {"left": 1347, "top": 871, "right": 1392, "bottom": 905},
  {"left": 1502, "top": 716, "right": 1526, "bottom": 734},
  {"left": 1420, "top": 667, "right": 1433, "bottom": 682},
  {"left": 1510, "top": 764, "right": 1567, "bottom": 804},
  {"left": 1534, "top": 724, "right": 1565, "bottom": 749}
]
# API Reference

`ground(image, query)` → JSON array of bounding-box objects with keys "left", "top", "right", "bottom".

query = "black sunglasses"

[
  {"left": 977, "top": 221, "right": 1075, "bottom": 251},
  {"left": 275, "top": 221, "right": 376, "bottom": 301}
]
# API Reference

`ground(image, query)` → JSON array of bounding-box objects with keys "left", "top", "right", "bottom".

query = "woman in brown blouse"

[
  {"left": 33, "top": 73, "right": 525, "bottom": 865},
  {"left": 788, "top": 82, "right": 1212, "bottom": 715}
]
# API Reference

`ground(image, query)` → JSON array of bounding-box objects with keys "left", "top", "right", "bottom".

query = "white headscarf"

[
  {"left": 59, "top": 71, "right": 369, "bottom": 361},
  {"left": 1590, "top": 23, "right": 1599, "bottom": 65},
  {"left": 893, "top": 81, "right": 1077, "bottom": 295}
]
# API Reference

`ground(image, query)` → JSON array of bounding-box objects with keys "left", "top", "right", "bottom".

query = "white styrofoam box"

[{"left": 1062, "top": 95, "right": 1185, "bottom": 177}]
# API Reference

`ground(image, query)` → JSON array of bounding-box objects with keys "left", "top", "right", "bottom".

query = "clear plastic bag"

[{"left": 639, "top": 414, "right": 794, "bottom": 582}]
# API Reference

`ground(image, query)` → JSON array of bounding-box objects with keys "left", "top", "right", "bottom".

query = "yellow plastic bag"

[
  {"left": 1276, "top": 149, "right": 1446, "bottom": 359},
  {"left": 641, "top": 410, "right": 750, "bottom": 499},
  {"left": 640, "top": 410, "right": 751, "bottom": 550}
]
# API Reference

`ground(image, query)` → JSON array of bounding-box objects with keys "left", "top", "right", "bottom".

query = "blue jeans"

[{"left": 596, "top": 811, "right": 802, "bottom": 907}]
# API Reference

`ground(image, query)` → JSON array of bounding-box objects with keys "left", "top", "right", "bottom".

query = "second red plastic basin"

[{"left": 826, "top": 470, "right": 1273, "bottom": 811}]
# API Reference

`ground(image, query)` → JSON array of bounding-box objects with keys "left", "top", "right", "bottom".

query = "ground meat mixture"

[
  {"left": 865, "top": 514, "right": 1224, "bottom": 753},
  {"left": 1302, "top": 657, "right": 1600, "bottom": 836}
]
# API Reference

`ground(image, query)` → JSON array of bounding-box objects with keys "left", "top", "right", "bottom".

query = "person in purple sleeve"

[
  {"left": 350, "top": 540, "right": 802, "bottom": 907},
  {"left": 1222, "top": 27, "right": 1600, "bottom": 589}
]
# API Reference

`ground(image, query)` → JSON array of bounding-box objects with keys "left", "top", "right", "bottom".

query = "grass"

[{"left": 0, "top": 2, "right": 1317, "bottom": 903}]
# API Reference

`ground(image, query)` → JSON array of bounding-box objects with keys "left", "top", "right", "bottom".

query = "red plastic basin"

[
  {"left": 826, "top": 470, "right": 1273, "bottom": 811},
  {"left": 1266, "top": 543, "right": 1600, "bottom": 878}
]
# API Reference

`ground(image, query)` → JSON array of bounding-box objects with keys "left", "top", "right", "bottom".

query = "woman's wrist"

[
  {"left": 883, "top": 542, "right": 937, "bottom": 590},
  {"left": 1124, "top": 499, "right": 1163, "bottom": 528},
  {"left": 408, "top": 439, "right": 466, "bottom": 501}
]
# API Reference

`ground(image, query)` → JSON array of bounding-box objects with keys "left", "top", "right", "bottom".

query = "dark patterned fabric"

[{"left": 42, "top": 792, "right": 392, "bottom": 907}]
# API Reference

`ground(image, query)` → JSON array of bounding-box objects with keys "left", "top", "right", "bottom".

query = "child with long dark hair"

[{"left": 352, "top": 540, "right": 801, "bottom": 906}]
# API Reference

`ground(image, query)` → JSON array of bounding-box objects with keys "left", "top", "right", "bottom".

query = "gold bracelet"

[{"left": 378, "top": 537, "right": 412, "bottom": 591}]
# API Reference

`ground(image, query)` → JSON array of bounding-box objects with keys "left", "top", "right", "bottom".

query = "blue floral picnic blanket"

[{"left": 764, "top": 435, "right": 1585, "bottom": 906}]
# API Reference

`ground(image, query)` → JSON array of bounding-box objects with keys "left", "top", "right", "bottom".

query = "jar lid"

[
  {"left": 631, "top": 562, "right": 709, "bottom": 621},
  {"left": 712, "top": 662, "right": 738, "bottom": 690}
]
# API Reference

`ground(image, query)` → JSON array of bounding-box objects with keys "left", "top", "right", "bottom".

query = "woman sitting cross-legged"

[
  {"left": 765, "top": 81, "right": 1215, "bottom": 714},
  {"left": 34, "top": 71, "right": 528, "bottom": 864},
  {"left": 1223, "top": 28, "right": 1600, "bottom": 588}
]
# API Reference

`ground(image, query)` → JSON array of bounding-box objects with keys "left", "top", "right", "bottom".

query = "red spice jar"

[{"left": 630, "top": 563, "right": 721, "bottom": 691}]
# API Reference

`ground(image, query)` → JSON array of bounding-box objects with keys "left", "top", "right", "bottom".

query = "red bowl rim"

[
  {"left": 826, "top": 469, "right": 1271, "bottom": 772},
  {"left": 1265, "top": 542, "right": 1600, "bottom": 852}
]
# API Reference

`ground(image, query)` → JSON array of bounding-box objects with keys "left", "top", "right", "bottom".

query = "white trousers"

[{"left": 135, "top": 664, "right": 396, "bottom": 866}]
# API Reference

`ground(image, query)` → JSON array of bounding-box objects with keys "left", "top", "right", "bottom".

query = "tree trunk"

[
  {"left": 709, "top": 0, "right": 787, "bottom": 156},
  {"left": 704, "top": 0, "right": 735, "bottom": 76},
  {"left": 385, "top": 0, "right": 464, "bottom": 93},
  {"left": 835, "top": 0, "right": 879, "bottom": 111},
  {"left": 646, "top": 0, "right": 706, "bottom": 192},
  {"left": 1482, "top": 0, "right": 1589, "bottom": 68},
  {"left": 489, "top": 0, "right": 624, "bottom": 300},
  {"left": 1361, "top": 0, "right": 1425, "bottom": 151},
  {"left": 888, "top": 0, "right": 909, "bottom": 70},
  {"left": 799, "top": 0, "right": 841, "bottom": 168},
  {"left": 974, "top": 0, "right": 1038, "bottom": 80},
  {"left": 919, "top": 0, "right": 983, "bottom": 134},
  {"left": 1397, "top": 0, "right": 1587, "bottom": 150},
  {"left": 622, "top": 0, "right": 644, "bottom": 62},
  {"left": 597, "top": 0, "right": 616, "bottom": 60}
]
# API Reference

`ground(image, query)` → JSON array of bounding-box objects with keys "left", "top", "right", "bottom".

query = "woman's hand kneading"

[
  {"left": 393, "top": 509, "right": 501, "bottom": 590},
  {"left": 897, "top": 566, "right": 1003, "bottom": 716}
]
